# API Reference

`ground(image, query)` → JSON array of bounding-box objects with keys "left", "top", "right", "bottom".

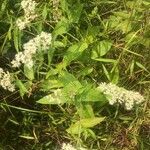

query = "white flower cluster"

[
  {"left": 61, "top": 143, "right": 87, "bottom": 150},
  {"left": 61, "top": 143, "right": 76, "bottom": 150},
  {"left": 11, "top": 31, "right": 52, "bottom": 68},
  {"left": 97, "top": 82, "right": 144, "bottom": 110},
  {"left": 16, "top": 0, "right": 37, "bottom": 30},
  {"left": 0, "top": 68, "right": 15, "bottom": 92}
]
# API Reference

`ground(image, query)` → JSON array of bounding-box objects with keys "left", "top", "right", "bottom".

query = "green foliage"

[
  {"left": 53, "top": 18, "right": 70, "bottom": 38},
  {"left": 0, "top": 0, "right": 149, "bottom": 149},
  {"left": 92, "top": 40, "right": 112, "bottom": 57},
  {"left": 15, "top": 80, "right": 28, "bottom": 97},
  {"left": 67, "top": 117, "right": 105, "bottom": 135},
  {"left": 63, "top": 42, "right": 88, "bottom": 66},
  {"left": 24, "top": 65, "right": 34, "bottom": 81}
]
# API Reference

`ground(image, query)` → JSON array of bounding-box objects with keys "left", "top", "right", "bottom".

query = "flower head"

[
  {"left": 61, "top": 143, "right": 87, "bottom": 150},
  {"left": 97, "top": 82, "right": 144, "bottom": 110},
  {"left": 16, "top": 0, "right": 37, "bottom": 30},
  {"left": 61, "top": 143, "right": 76, "bottom": 150},
  {"left": 21, "top": 0, "right": 37, "bottom": 16},
  {"left": 11, "top": 32, "right": 52, "bottom": 68},
  {"left": 0, "top": 68, "right": 15, "bottom": 92},
  {"left": 16, "top": 18, "right": 30, "bottom": 30}
]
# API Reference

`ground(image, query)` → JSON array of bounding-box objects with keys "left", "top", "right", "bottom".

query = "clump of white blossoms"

[
  {"left": 61, "top": 143, "right": 76, "bottom": 150},
  {"left": 61, "top": 143, "right": 87, "bottom": 150},
  {"left": 16, "top": 0, "right": 37, "bottom": 30},
  {"left": 11, "top": 31, "right": 52, "bottom": 68},
  {"left": 97, "top": 82, "right": 144, "bottom": 110},
  {"left": 0, "top": 68, "right": 15, "bottom": 92}
]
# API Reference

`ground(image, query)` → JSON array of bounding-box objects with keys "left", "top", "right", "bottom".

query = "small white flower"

[
  {"left": 25, "top": 59, "right": 34, "bottom": 68},
  {"left": 97, "top": 82, "right": 144, "bottom": 110},
  {"left": 11, "top": 60, "right": 21, "bottom": 68},
  {"left": 11, "top": 32, "right": 52, "bottom": 68},
  {"left": 34, "top": 32, "right": 52, "bottom": 51},
  {"left": 16, "top": 18, "right": 30, "bottom": 30},
  {"left": 0, "top": 69, "right": 15, "bottom": 92},
  {"left": 11, "top": 52, "right": 25, "bottom": 67},
  {"left": 61, "top": 143, "right": 88, "bottom": 150},
  {"left": 61, "top": 143, "right": 76, "bottom": 150},
  {"left": 23, "top": 40, "right": 37, "bottom": 55},
  {"left": 80, "top": 148, "right": 88, "bottom": 150},
  {"left": 16, "top": 0, "right": 37, "bottom": 30},
  {"left": 21, "top": 0, "right": 37, "bottom": 16}
]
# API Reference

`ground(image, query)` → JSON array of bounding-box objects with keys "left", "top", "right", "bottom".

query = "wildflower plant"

[
  {"left": 11, "top": 31, "right": 52, "bottom": 68},
  {"left": 0, "top": 68, "right": 15, "bottom": 92},
  {"left": 97, "top": 82, "right": 144, "bottom": 110},
  {"left": 0, "top": 0, "right": 149, "bottom": 149},
  {"left": 16, "top": 0, "right": 37, "bottom": 30}
]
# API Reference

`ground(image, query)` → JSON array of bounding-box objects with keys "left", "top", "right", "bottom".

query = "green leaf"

[
  {"left": 60, "top": 0, "right": 69, "bottom": 12},
  {"left": 8, "top": 18, "right": 13, "bottom": 40},
  {"left": 80, "top": 117, "right": 105, "bottom": 128},
  {"left": 130, "top": 60, "right": 135, "bottom": 76},
  {"left": 102, "top": 64, "right": 111, "bottom": 81},
  {"left": 142, "top": 0, "right": 150, "bottom": 6},
  {"left": 19, "top": 135, "right": 35, "bottom": 140},
  {"left": 42, "top": 4, "right": 48, "bottom": 20},
  {"left": 118, "top": 20, "right": 132, "bottom": 33},
  {"left": 63, "top": 81, "right": 82, "bottom": 99},
  {"left": 136, "top": 62, "right": 149, "bottom": 72},
  {"left": 53, "top": 41, "right": 65, "bottom": 48},
  {"left": 107, "top": 15, "right": 132, "bottom": 33},
  {"left": 86, "top": 26, "right": 100, "bottom": 38},
  {"left": 63, "top": 42, "right": 88, "bottom": 66},
  {"left": 77, "top": 67, "right": 93, "bottom": 77},
  {"left": 24, "top": 65, "right": 34, "bottom": 80},
  {"left": 8, "top": 118, "right": 19, "bottom": 125},
  {"left": 40, "top": 79, "right": 63, "bottom": 91},
  {"left": 87, "top": 88, "right": 106, "bottom": 102},
  {"left": 59, "top": 72, "right": 79, "bottom": 85},
  {"left": 78, "top": 86, "right": 106, "bottom": 102},
  {"left": 37, "top": 89, "right": 67, "bottom": 105},
  {"left": 111, "top": 66, "right": 119, "bottom": 84},
  {"left": 67, "top": 3, "right": 83, "bottom": 23},
  {"left": 16, "top": 80, "right": 28, "bottom": 97},
  {"left": 67, "top": 117, "right": 105, "bottom": 135},
  {"left": 60, "top": 0, "right": 83, "bottom": 23},
  {"left": 46, "top": 68, "right": 58, "bottom": 79},
  {"left": 53, "top": 18, "right": 70, "bottom": 39},
  {"left": 47, "top": 48, "right": 54, "bottom": 67},
  {"left": 92, "top": 58, "right": 116, "bottom": 63},
  {"left": 58, "top": 72, "right": 82, "bottom": 100},
  {"left": 77, "top": 104, "right": 95, "bottom": 118},
  {"left": 114, "top": 11, "right": 130, "bottom": 19},
  {"left": 92, "top": 40, "right": 112, "bottom": 58},
  {"left": 13, "top": 28, "right": 20, "bottom": 52},
  {"left": 0, "top": 0, "right": 7, "bottom": 18}
]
